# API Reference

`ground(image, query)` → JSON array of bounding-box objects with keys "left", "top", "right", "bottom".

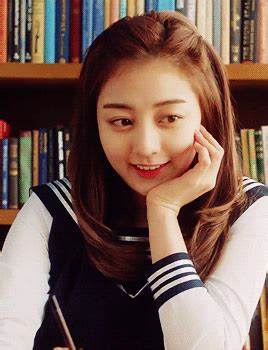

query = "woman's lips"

[{"left": 132, "top": 162, "right": 170, "bottom": 178}]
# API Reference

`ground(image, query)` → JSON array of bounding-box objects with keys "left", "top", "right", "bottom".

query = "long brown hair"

[{"left": 68, "top": 11, "right": 250, "bottom": 282}]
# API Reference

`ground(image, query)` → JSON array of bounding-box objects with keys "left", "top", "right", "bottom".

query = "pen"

[{"left": 50, "top": 294, "right": 76, "bottom": 350}]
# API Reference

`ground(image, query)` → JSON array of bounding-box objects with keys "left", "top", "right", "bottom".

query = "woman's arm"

[
  {"left": 146, "top": 196, "right": 268, "bottom": 349},
  {"left": 0, "top": 192, "right": 52, "bottom": 349}
]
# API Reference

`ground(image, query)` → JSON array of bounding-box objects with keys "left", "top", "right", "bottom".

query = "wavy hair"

[{"left": 68, "top": 11, "right": 250, "bottom": 282}]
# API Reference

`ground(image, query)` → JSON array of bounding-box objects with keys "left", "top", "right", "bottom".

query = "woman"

[{"left": 1, "top": 10, "right": 268, "bottom": 349}]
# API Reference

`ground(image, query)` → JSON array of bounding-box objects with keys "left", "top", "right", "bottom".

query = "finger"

[
  {"left": 194, "top": 141, "right": 211, "bottom": 166},
  {"left": 199, "top": 125, "right": 224, "bottom": 154},
  {"left": 195, "top": 129, "right": 223, "bottom": 160}
]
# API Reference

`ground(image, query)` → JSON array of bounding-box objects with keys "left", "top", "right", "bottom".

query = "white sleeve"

[
  {"left": 0, "top": 192, "right": 52, "bottom": 349},
  {"left": 147, "top": 196, "right": 268, "bottom": 350}
]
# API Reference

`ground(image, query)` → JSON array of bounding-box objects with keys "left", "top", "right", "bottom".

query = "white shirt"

[{"left": 0, "top": 181, "right": 268, "bottom": 349}]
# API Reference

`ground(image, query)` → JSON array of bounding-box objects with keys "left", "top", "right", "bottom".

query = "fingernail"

[{"left": 195, "top": 129, "right": 202, "bottom": 136}]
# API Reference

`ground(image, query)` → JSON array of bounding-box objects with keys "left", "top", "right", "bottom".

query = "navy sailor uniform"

[{"left": 30, "top": 176, "right": 268, "bottom": 349}]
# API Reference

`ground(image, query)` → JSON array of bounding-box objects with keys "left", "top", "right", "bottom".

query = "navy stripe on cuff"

[{"left": 147, "top": 252, "right": 205, "bottom": 309}]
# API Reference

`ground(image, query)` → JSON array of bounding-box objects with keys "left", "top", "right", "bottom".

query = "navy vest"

[
  {"left": 31, "top": 178, "right": 164, "bottom": 350},
  {"left": 31, "top": 177, "right": 268, "bottom": 349}
]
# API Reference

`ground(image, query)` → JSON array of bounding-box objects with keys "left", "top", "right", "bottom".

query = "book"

[
  {"left": 254, "top": 128, "right": 265, "bottom": 184},
  {"left": 32, "top": 129, "right": 39, "bottom": 186},
  {"left": 32, "top": 0, "right": 45, "bottom": 63},
  {"left": 230, "top": 0, "right": 242, "bottom": 63},
  {"left": 45, "top": 0, "right": 56, "bottom": 63},
  {"left": 2, "top": 139, "right": 9, "bottom": 209},
  {"left": 39, "top": 128, "right": 48, "bottom": 184},
  {"left": 247, "top": 128, "right": 258, "bottom": 180},
  {"left": 240, "top": 129, "right": 251, "bottom": 177},
  {"left": 261, "top": 125, "right": 268, "bottom": 184},
  {"left": 0, "top": 0, "right": 8, "bottom": 63},
  {"left": 19, "top": 130, "right": 32, "bottom": 207},
  {"left": 93, "top": 0, "right": 104, "bottom": 41},
  {"left": 70, "top": 0, "right": 81, "bottom": 63},
  {"left": 25, "top": 0, "right": 33, "bottom": 62},
  {"left": 82, "top": 0, "right": 94, "bottom": 59},
  {"left": 20, "top": 0, "right": 26, "bottom": 62},
  {"left": 13, "top": 0, "right": 20, "bottom": 62},
  {"left": 8, "top": 137, "right": 18, "bottom": 209}
]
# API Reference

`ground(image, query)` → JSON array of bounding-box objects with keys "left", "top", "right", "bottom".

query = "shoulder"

[
  {"left": 231, "top": 176, "right": 268, "bottom": 227},
  {"left": 29, "top": 177, "right": 77, "bottom": 224}
]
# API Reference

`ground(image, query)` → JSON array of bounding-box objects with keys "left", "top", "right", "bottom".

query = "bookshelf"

[{"left": 0, "top": 63, "right": 268, "bottom": 226}]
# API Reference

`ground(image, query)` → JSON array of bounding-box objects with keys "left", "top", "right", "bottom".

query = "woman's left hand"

[{"left": 146, "top": 125, "right": 224, "bottom": 215}]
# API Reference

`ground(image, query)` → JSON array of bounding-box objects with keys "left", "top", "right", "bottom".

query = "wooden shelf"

[
  {"left": 0, "top": 63, "right": 81, "bottom": 85},
  {"left": 0, "top": 209, "right": 19, "bottom": 225},
  {"left": 0, "top": 63, "right": 268, "bottom": 85}
]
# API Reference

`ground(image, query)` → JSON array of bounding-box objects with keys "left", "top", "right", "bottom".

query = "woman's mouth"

[{"left": 132, "top": 162, "right": 170, "bottom": 178}]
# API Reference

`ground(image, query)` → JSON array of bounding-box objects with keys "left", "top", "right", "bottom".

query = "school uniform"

[{"left": 0, "top": 177, "right": 268, "bottom": 349}]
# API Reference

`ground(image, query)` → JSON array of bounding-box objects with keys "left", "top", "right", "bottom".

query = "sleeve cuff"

[{"left": 147, "top": 252, "right": 205, "bottom": 309}]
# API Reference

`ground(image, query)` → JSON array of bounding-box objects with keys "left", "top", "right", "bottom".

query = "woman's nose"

[{"left": 131, "top": 126, "right": 161, "bottom": 156}]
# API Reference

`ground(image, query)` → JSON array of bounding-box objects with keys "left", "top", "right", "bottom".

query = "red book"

[
  {"left": 0, "top": 1, "right": 8, "bottom": 63},
  {"left": 0, "top": 120, "right": 10, "bottom": 139},
  {"left": 70, "top": 0, "right": 81, "bottom": 63}
]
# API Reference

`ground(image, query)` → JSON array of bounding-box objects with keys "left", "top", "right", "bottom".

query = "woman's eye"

[
  {"left": 111, "top": 118, "right": 132, "bottom": 127},
  {"left": 161, "top": 115, "right": 181, "bottom": 123}
]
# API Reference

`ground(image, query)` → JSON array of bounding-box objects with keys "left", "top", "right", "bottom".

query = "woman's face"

[{"left": 97, "top": 58, "right": 202, "bottom": 201}]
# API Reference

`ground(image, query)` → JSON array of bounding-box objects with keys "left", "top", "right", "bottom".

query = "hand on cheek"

[{"left": 146, "top": 125, "right": 224, "bottom": 214}]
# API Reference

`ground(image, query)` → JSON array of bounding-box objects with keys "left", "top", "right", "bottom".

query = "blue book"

[
  {"left": 2, "top": 138, "right": 9, "bottom": 209},
  {"left": 25, "top": 0, "right": 33, "bottom": 62},
  {"left": 39, "top": 128, "right": 48, "bottom": 185},
  {"left": 82, "top": 0, "right": 94, "bottom": 60},
  {"left": 45, "top": 0, "right": 56, "bottom": 63},
  {"left": 145, "top": 0, "right": 157, "bottom": 12},
  {"left": 55, "top": 0, "right": 70, "bottom": 63},
  {"left": 119, "top": 0, "right": 127, "bottom": 18},
  {"left": 213, "top": 0, "right": 221, "bottom": 56},
  {"left": 93, "top": 0, "right": 104, "bottom": 41},
  {"left": 157, "top": 0, "right": 175, "bottom": 11}
]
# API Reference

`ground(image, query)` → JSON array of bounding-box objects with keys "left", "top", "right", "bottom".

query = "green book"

[
  {"left": 19, "top": 130, "right": 32, "bottom": 207},
  {"left": 254, "top": 129, "right": 265, "bottom": 184}
]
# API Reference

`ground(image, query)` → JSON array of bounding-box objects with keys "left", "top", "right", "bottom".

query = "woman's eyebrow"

[{"left": 102, "top": 99, "right": 187, "bottom": 110}]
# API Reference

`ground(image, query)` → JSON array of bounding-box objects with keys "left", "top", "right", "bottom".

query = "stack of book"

[
  {"left": 1, "top": 1, "right": 268, "bottom": 65},
  {"left": 0, "top": 120, "right": 71, "bottom": 209}
]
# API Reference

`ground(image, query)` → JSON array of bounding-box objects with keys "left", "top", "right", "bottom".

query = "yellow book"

[
  {"left": 240, "top": 129, "right": 250, "bottom": 177},
  {"left": 127, "top": 0, "right": 136, "bottom": 17},
  {"left": 104, "top": 0, "right": 110, "bottom": 29},
  {"left": 32, "top": 0, "right": 45, "bottom": 63}
]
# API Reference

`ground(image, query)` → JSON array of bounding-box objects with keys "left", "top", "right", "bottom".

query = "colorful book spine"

[
  {"left": 7, "top": 0, "right": 14, "bottom": 62},
  {"left": 13, "top": 0, "right": 20, "bottom": 62},
  {"left": 127, "top": 0, "right": 136, "bottom": 15},
  {"left": 25, "top": 0, "right": 33, "bottom": 62},
  {"left": 64, "top": 126, "right": 71, "bottom": 177},
  {"left": 8, "top": 137, "right": 18, "bottom": 209},
  {"left": 240, "top": 129, "right": 251, "bottom": 177},
  {"left": 119, "top": 0, "right": 127, "bottom": 18},
  {"left": 19, "top": 131, "right": 32, "bottom": 207},
  {"left": 0, "top": 0, "right": 8, "bottom": 63},
  {"left": 184, "top": 0, "right": 196, "bottom": 25},
  {"left": 32, "top": 129, "right": 39, "bottom": 186},
  {"left": 247, "top": 128, "right": 258, "bottom": 180},
  {"left": 93, "top": 0, "right": 104, "bottom": 41},
  {"left": 157, "top": 0, "right": 175, "bottom": 11},
  {"left": 45, "top": 0, "right": 56, "bottom": 63},
  {"left": 2, "top": 138, "right": 9, "bottom": 209},
  {"left": 254, "top": 129, "right": 265, "bottom": 184},
  {"left": 213, "top": 0, "right": 221, "bottom": 55},
  {"left": 261, "top": 125, "right": 268, "bottom": 185},
  {"left": 136, "top": 0, "right": 145, "bottom": 15},
  {"left": 196, "top": 0, "right": 207, "bottom": 38},
  {"left": 39, "top": 128, "right": 48, "bottom": 185},
  {"left": 242, "top": 0, "right": 252, "bottom": 63},
  {"left": 110, "top": 0, "right": 120, "bottom": 25},
  {"left": 32, "top": 0, "right": 45, "bottom": 63},
  {"left": 257, "top": 0, "right": 268, "bottom": 64},
  {"left": 145, "top": 0, "right": 157, "bottom": 12},
  {"left": 104, "top": 0, "right": 110, "bottom": 29},
  {"left": 70, "top": 0, "right": 81, "bottom": 63},
  {"left": 61, "top": 0, "right": 71, "bottom": 63},
  {"left": 230, "top": 0, "right": 242, "bottom": 63},
  {"left": 82, "top": 0, "right": 94, "bottom": 59},
  {"left": 20, "top": 0, "right": 26, "bottom": 62},
  {"left": 221, "top": 0, "right": 230, "bottom": 64}
]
